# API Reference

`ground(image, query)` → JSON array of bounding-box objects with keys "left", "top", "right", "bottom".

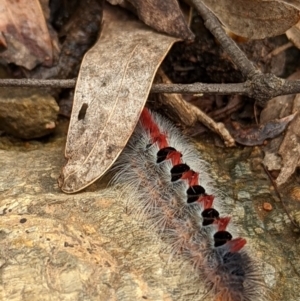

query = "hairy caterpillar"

[{"left": 112, "top": 108, "right": 265, "bottom": 301}]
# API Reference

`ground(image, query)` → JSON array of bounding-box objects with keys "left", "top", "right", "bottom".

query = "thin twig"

[
  {"left": 1, "top": 78, "right": 300, "bottom": 101},
  {"left": 0, "top": 78, "right": 246, "bottom": 94},
  {"left": 0, "top": 78, "right": 245, "bottom": 94},
  {"left": 188, "top": 104, "right": 236, "bottom": 147},
  {"left": 189, "top": 1, "right": 300, "bottom": 107},
  {"left": 0, "top": 78, "right": 77, "bottom": 88},
  {"left": 155, "top": 69, "right": 236, "bottom": 146},
  {"left": 151, "top": 82, "right": 248, "bottom": 94},
  {"left": 190, "top": 0, "right": 257, "bottom": 79},
  {"left": 263, "top": 42, "right": 293, "bottom": 62}
]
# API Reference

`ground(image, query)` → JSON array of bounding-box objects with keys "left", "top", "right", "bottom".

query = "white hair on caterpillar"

[{"left": 111, "top": 108, "right": 267, "bottom": 301}]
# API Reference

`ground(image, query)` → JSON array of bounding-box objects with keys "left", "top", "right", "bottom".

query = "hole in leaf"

[{"left": 78, "top": 103, "right": 88, "bottom": 120}]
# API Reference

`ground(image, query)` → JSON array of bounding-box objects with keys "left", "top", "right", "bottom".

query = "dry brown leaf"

[
  {"left": 58, "top": 4, "right": 178, "bottom": 193},
  {"left": 30, "top": 0, "right": 103, "bottom": 79},
  {"left": 230, "top": 113, "right": 296, "bottom": 146},
  {"left": 261, "top": 94, "right": 294, "bottom": 171},
  {"left": 286, "top": 20, "right": 300, "bottom": 48},
  {"left": 261, "top": 71, "right": 300, "bottom": 186},
  {"left": 277, "top": 0, "right": 300, "bottom": 10},
  {"left": 277, "top": 98, "right": 300, "bottom": 185},
  {"left": 107, "top": 0, "right": 194, "bottom": 40},
  {"left": 201, "top": 0, "right": 300, "bottom": 39},
  {"left": 0, "top": 0, "right": 54, "bottom": 69}
]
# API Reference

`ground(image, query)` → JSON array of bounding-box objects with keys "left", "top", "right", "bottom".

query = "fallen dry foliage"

[
  {"left": 201, "top": 0, "right": 300, "bottom": 39},
  {"left": 261, "top": 71, "right": 300, "bottom": 186},
  {"left": 230, "top": 113, "right": 296, "bottom": 146},
  {"left": 31, "top": 0, "right": 103, "bottom": 80},
  {"left": 1, "top": 1, "right": 300, "bottom": 189},
  {"left": 57, "top": 1, "right": 300, "bottom": 191},
  {"left": 277, "top": 98, "right": 300, "bottom": 185},
  {"left": 108, "top": 0, "right": 194, "bottom": 40},
  {"left": 0, "top": 0, "right": 56, "bottom": 69},
  {"left": 287, "top": 19, "right": 300, "bottom": 48},
  {"left": 58, "top": 4, "right": 178, "bottom": 193},
  {"left": 280, "top": 0, "right": 300, "bottom": 10}
]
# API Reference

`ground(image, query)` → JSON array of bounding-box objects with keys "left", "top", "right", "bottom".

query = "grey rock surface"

[
  {"left": 0, "top": 125, "right": 299, "bottom": 301},
  {"left": 0, "top": 87, "right": 59, "bottom": 139}
]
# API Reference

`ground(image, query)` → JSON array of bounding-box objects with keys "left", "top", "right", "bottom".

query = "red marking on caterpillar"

[
  {"left": 227, "top": 238, "right": 247, "bottom": 253},
  {"left": 112, "top": 108, "right": 266, "bottom": 301},
  {"left": 214, "top": 216, "right": 231, "bottom": 231},
  {"left": 141, "top": 108, "right": 168, "bottom": 148}
]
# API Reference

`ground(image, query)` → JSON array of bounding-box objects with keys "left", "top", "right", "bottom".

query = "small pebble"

[{"left": 263, "top": 202, "right": 273, "bottom": 211}]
